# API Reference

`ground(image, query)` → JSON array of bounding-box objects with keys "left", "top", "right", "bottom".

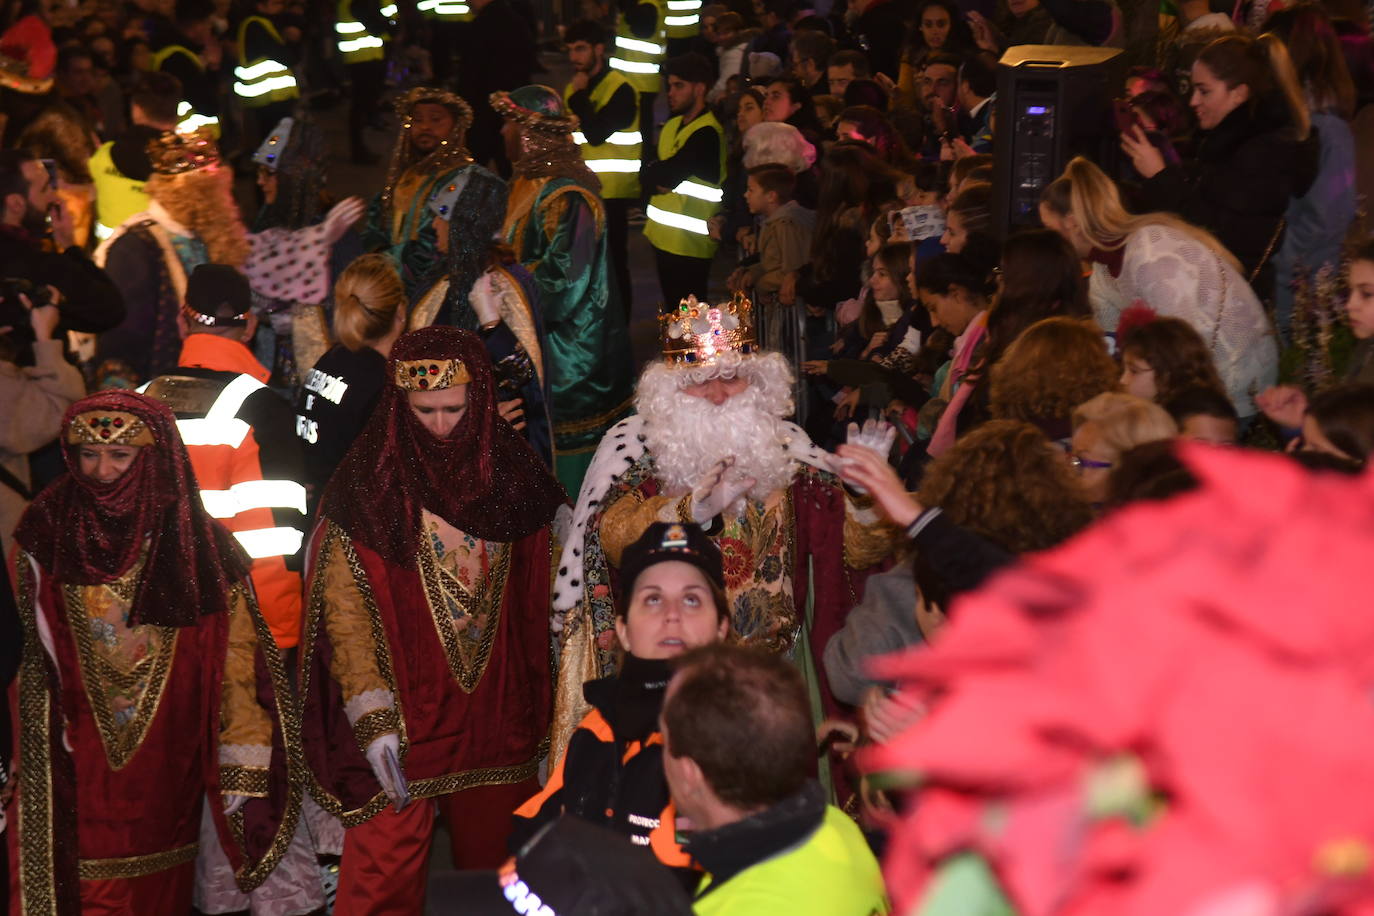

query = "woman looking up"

[{"left": 511, "top": 522, "right": 728, "bottom": 885}]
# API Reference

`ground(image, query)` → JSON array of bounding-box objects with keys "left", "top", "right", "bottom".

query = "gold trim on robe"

[
  {"left": 416, "top": 519, "right": 511, "bottom": 694},
  {"left": 409, "top": 268, "right": 546, "bottom": 389},
  {"left": 62, "top": 553, "right": 179, "bottom": 773}
]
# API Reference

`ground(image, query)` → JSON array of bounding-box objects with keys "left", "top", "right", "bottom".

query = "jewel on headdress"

[
  {"left": 659, "top": 292, "right": 757, "bottom": 367},
  {"left": 67, "top": 411, "right": 155, "bottom": 447},
  {"left": 426, "top": 169, "right": 474, "bottom": 222},
  {"left": 394, "top": 358, "right": 473, "bottom": 391},
  {"left": 149, "top": 128, "right": 222, "bottom": 176}
]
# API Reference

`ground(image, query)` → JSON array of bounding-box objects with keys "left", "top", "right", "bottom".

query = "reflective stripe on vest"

[
  {"left": 200, "top": 478, "right": 309, "bottom": 518},
  {"left": 664, "top": 0, "right": 700, "bottom": 36},
  {"left": 88, "top": 141, "right": 149, "bottom": 236},
  {"left": 234, "top": 16, "right": 300, "bottom": 106},
  {"left": 564, "top": 70, "right": 641, "bottom": 199},
  {"left": 170, "top": 373, "right": 307, "bottom": 559},
  {"left": 176, "top": 101, "right": 220, "bottom": 133},
  {"left": 609, "top": 0, "right": 665, "bottom": 93},
  {"left": 643, "top": 111, "right": 725, "bottom": 259},
  {"left": 417, "top": 0, "right": 472, "bottom": 20},
  {"left": 234, "top": 526, "right": 305, "bottom": 559},
  {"left": 150, "top": 45, "right": 221, "bottom": 134},
  {"left": 336, "top": 0, "right": 387, "bottom": 63}
]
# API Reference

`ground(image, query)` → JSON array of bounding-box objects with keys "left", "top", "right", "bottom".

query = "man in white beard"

[{"left": 549, "top": 296, "right": 897, "bottom": 758}]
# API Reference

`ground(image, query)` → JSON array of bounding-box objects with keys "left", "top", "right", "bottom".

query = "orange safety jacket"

[
  {"left": 143, "top": 333, "right": 307, "bottom": 647},
  {"left": 512, "top": 677, "right": 695, "bottom": 877}
]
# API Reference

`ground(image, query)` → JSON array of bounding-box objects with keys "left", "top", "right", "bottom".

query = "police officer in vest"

[
  {"left": 663, "top": 0, "right": 702, "bottom": 57},
  {"left": 641, "top": 53, "right": 725, "bottom": 313},
  {"left": 336, "top": 0, "right": 395, "bottom": 163},
  {"left": 609, "top": 0, "right": 665, "bottom": 162},
  {"left": 422, "top": 0, "right": 473, "bottom": 88},
  {"left": 565, "top": 19, "right": 639, "bottom": 320},
  {"left": 88, "top": 72, "right": 179, "bottom": 240},
  {"left": 234, "top": 0, "right": 301, "bottom": 144},
  {"left": 151, "top": 0, "right": 222, "bottom": 134}
]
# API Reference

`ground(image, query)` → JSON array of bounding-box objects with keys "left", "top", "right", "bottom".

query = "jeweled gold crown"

[
  {"left": 148, "top": 128, "right": 221, "bottom": 175},
  {"left": 394, "top": 358, "right": 472, "bottom": 391},
  {"left": 67, "top": 411, "right": 155, "bottom": 446},
  {"left": 660, "top": 294, "right": 756, "bottom": 366}
]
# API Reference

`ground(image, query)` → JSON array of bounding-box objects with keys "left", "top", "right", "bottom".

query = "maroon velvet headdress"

[
  {"left": 319, "top": 326, "right": 566, "bottom": 564},
  {"left": 14, "top": 391, "right": 247, "bottom": 627}
]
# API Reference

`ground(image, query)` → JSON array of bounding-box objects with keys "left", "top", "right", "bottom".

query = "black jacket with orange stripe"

[{"left": 511, "top": 656, "right": 697, "bottom": 887}]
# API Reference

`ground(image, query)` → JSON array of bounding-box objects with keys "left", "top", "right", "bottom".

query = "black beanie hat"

[
  {"left": 618, "top": 521, "right": 724, "bottom": 615},
  {"left": 184, "top": 263, "right": 251, "bottom": 327}
]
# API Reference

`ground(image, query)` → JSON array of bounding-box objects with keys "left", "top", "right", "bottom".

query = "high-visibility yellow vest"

[
  {"left": 150, "top": 44, "right": 221, "bottom": 134},
  {"left": 643, "top": 110, "right": 725, "bottom": 260},
  {"left": 564, "top": 70, "right": 641, "bottom": 200},
  {"left": 609, "top": 0, "right": 665, "bottom": 94},
  {"left": 88, "top": 141, "right": 149, "bottom": 241},
  {"left": 335, "top": 0, "right": 395, "bottom": 63},
  {"left": 234, "top": 16, "right": 300, "bottom": 107},
  {"left": 664, "top": 0, "right": 701, "bottom": 38},
  {"left": 416, "top": 0, "right": 472, "bottom": 22}
]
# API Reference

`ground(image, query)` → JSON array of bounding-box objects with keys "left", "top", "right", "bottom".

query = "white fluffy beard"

[{"left": 637, "top": 352, "right": 799, "bottom": 507}]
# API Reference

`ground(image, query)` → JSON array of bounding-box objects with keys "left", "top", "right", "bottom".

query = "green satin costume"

[
  {"left": 503, "top": 175, "right": 633, "bottom": 496},
  {"left": 362, "top": 165, "right": 467, "bottom": 298}
]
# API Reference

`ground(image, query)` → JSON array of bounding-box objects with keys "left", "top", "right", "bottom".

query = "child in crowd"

[
  {"left": 1257, "top": 238, "right": 1374, "bottom": 432},
  {"left": 728, "top": 164, "right": 816, "bottom": 304},
  {"left": 1165, "top": 386, "right": 1240, "bottom": 444},
  {"left": 1118, "top": 313, "right": 1228, "bottom": 407}
]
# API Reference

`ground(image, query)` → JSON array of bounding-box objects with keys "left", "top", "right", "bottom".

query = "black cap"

[
  {"left": 619, "top": 522, "right": 724, "bottom": 608},
  {"left": 455, "top": 816, "right": 694, "bottom": 916},
  {"left": 184, "top": 264, "right": 251, "bottom": 327}
]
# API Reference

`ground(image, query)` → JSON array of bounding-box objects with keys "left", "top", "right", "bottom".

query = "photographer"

[
  {"left": 0, "top": 150, "right": 126, "bottom": 341},
  {"left": 0, "top": 289, "right": 85, "bottom": 557}
]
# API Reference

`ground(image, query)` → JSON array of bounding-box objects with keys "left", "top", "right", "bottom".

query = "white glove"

[
  {"left": 322, "top": 197, "right": 366, "bottom": 245},
  {"left": 838, "top": 420, "right": 898, "bottom": 495},
  {"left": 364, "top": 733, "right": 407, "bottom": 808},
  {"left": 469, "top": 271, "right": 502, "bottom": 327},
  {"left": 690, "top": 457, "right": 756, "bottom": 523},
  {"left": 846, "top": 419, "right": 897, "bottom": 457},
  {"left": 223, "top": 794, "right": 248, "bottom": 817}
]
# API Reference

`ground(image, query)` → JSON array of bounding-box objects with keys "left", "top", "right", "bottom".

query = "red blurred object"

[{"left": 863, "top": 444, "right": 1374, "bottom": 915}]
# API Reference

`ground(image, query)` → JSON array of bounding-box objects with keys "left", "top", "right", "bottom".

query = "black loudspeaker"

[{"left": 991, "top": 45, "right": 1126, "bottom": 237}]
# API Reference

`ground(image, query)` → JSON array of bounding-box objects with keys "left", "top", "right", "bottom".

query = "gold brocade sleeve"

[
  {"left": 599, "top": 490, "right": 677, "bottom": 567},
  {"left": 220, "top": 587, "right": 274, "bottom": 796},
  {"left": 291, "top": 303, "right": 332, "bottom": 379},
  {"left": 319, "top": 529, "right": 398, "bottom": 749},
  {"left": 842, "top": 491, "right": 901, "bottom": 570}
]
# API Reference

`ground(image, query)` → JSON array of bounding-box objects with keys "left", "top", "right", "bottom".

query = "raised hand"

[{"left": 690, "top": 456, "right": 756, "bottom": 523}]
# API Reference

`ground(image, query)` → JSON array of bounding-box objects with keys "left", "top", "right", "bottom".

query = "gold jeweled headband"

[
  {"left": 66, "top": 411, "right": 156, "bottom": 446},
  {"left": 393, "top": 358, "right": 472, "bottom": 391}
]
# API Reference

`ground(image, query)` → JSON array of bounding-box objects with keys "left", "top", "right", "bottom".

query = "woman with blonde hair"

[
  {"left": 1039, "top": 156, "right": 1277, "bottom": 419},
  {"left": 1070, "top": 391, "right": 1179, "bottom": 506},
  {"left": 1121, "top": 32, "right": 1314, "bottom": 300},
  {"left": 989, "top": 316, "right": 1120, "bottom": 441},
  {"left": 294, "top": 253, "right": 407, "bottom": 509}
]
